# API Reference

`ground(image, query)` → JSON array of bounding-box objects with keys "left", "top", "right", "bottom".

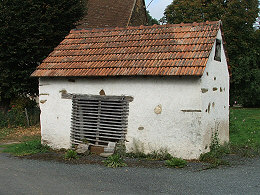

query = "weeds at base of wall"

[
  {"left": 199, "top": 145, "right": 230, "bottom": 168},
  {"left": 114, "top": 140, "right": 126, "bottom": 157},
  {"left": 64, "top": 149, "right": 78, "bottom": 160},
  {"left": 165, "top": 157, "right": 187, "bottom": 168},
  {"left": 126, "top": 149, "right": 173, "bottom": 161},
  {"left": 200, "top": 125, "right": 230, "bottom": 168},
  {"left": 111, "top": 141, "right": 187, "bottom": 168},
  {"left": 126, "top": 139, "right": 173, "bottom": 160},
  {"left": 102, "top": 154, "right": 127, "bottom": 168}
]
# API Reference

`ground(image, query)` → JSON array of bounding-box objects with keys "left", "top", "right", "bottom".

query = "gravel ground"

[{"left": 0, "top": 149, "right": 260, "bottom": 195}]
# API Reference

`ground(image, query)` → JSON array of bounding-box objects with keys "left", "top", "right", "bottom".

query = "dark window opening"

[
  {"left": 71, "top": 95, "right": 130, "bottom": 147},
  {"left": 214, "top": 39, "right": 221, "bottom": 62}
]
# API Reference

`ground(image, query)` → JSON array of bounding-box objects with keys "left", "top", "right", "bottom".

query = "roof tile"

[{"left": 32, "top": 21, "right": 221, "bottom": 77}]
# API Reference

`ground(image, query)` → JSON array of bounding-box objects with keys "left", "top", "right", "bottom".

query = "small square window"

[{"left": 214, "top": 39, "right": 221, "bottom": 62}]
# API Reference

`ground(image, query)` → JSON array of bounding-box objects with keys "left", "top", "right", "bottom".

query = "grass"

[
  {"left": 199, "top": 108, "right": 260, "bottom": 167},
  {"left": 64, "top": 149, "right": 78, "bottom": 160},
  {"left": 103, "top": 154, "right": 127, "bottom": 168},
  {"left": 0, "top": 139, "right": 50, "bottom": 156},
  {"left": 165, "top": 157, "right": 187, "bottom": 168},
  {"left": 230, "top": 108, "right": 260, "bottom": 150},
  {"left": 0, "top": 126, "right": 45, "bottom": 156},
  {"left": 126, "top": 149, "right": 173, "bottom": 160}
]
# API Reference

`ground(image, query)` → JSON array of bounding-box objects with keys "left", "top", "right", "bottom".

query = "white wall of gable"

[
  {"left": 200, "top": 29, "right": 230, "bottom": 152},
  {"left": 39, "top": 76, "right": 205, "bottom": 159}
]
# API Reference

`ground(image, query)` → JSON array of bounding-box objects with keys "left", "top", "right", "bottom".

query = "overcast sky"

[{"left": 145, "top": 0, "right": 172, "bottom": 20}]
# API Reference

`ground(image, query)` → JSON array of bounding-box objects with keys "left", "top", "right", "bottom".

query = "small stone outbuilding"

[{"left": 32, "top": 21, "right": 229, "bottom": 159}]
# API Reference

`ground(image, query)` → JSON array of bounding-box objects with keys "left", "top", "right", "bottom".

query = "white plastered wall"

[
  {"left": 39, "top": 76, "right": 204, "bottom": 159},
  {"left": 200, "top": 29, "right": 230, "bottom": 153}
]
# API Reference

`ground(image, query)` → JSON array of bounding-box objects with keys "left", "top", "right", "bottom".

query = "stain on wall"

[
  {"left": 208, "top": 103, "right": 211, "bottom": 113},
  {"left": 154, "top": 104, "right": 162, "bottom": 114},
  {"left": 138, "top": 126, "right": 144, "bottom": 130}
]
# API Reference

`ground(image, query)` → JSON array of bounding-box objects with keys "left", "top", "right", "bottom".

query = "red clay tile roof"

[
  {"left": 32, "top": 21, "right": 221, "bottom": 77},
  {"left": 76, "top": 0, "right": 137, "bottom": 29}
]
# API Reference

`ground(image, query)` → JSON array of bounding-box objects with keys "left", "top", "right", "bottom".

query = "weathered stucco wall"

[
  {"left": 39, "top": 76, "right": 204, "bottom": 159},
  {"left": 200, "top": 29, "right": 230, "bottom": 153}
]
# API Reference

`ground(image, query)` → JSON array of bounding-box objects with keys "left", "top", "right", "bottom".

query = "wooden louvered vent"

[{"left": 71, "top": 95, "right": 130, "bottom": 146}]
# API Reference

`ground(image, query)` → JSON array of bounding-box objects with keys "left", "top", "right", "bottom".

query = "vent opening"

[
  {"left": 214, "top": 39, "right": 221, "bottom": 62},
  {"left": 71, "top": 95, "right": 130, "bottom": 147}
]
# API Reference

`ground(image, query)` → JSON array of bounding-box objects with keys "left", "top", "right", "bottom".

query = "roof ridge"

[{"left": 71, "top": 21, "right": 221, "bottom": 34}]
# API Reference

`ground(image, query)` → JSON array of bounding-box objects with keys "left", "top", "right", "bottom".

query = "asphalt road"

[{"left": 0, "top": 151, "right": 260, "bottom": 195}]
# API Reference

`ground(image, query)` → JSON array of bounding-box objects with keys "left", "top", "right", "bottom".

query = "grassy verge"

[
  {"left": 0, "top": 139, "right": 50, "bottom": 156},
  {"left": 200, "top": 108, "right": 260, "bottom": 167},
  {"left": 0, "top": 126, "right": 45, "bottom": 156},
  {"left": 229, "top": 108, "right": 260, "bottom": 153}
]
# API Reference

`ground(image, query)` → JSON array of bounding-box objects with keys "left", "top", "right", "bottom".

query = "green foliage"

[
  {"left": 210, "top": 131, "right": 220, "bottom": 151},
  {"left": 102, "top": 154, "right": 127, "bottom": 168},
  {"left": 0, "top": 0, "right": 86, "bottom": 107},
  {"left": 1, "top": 139, "right": 50, "bottom": 156},
  {"left": 64, "top": 149, "right": 78, "bottom": 160},
  {"left": 200, "top": 108, "right": 260, "bottom": 167},
  {"left": 199, "top": 145, "right": 230, "bottom": 168},
  {"left": 146, "top": 149, "right": 172, "bottom": 160},
  {"left": 164, "top": 0, "right": 259, "bottom": 107},
  {"left": 230, "top": 30, "right": 260, "bottom": 107},
  {"left": 126, "top": 149, "right": 172, "bottom": 160},
  {"left": 165, "top": 157, "right": 187, "bottom": 168},
  {"left": 0, "top": 97, "right": 40, "bottom": 128},
  {"left": 146, "top": 11, "right": 159, "bottom": 25},
  {"left": 114, "top": 141, "right": 126, "bottom": 157}
]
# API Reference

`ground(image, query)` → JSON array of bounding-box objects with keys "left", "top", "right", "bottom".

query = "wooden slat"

[
  {"left": 71, "top": 95, "right": 129, "bottom": 147},
  {"left": 71, "top": 136, "right": 110, "bottom": 144},
  {"left": 71, "top": 127, "right": 126, "bottom": 134},
  {"left": 72, "top": 134, "right": 124, "bottom": 141},
  {"left": 72, "top": 120, "right": 127, "bottom": 128},
  {"left": 72, "top": 114, "right": 126, "bottom": 121},
  {"left": 71, "top": 130, "right": 125, "bottom": 138}
]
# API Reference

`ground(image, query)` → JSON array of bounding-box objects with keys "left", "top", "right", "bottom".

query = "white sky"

[{"left": 145, "top": 0, "right": 172, "bottom": 20}]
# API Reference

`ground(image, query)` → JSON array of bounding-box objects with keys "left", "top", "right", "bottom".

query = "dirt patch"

[
  {"left": 20, "top": 151, "right": 213, "bottom": 171},
  {"left": 0, "top": 126, "right": 40, "bottom": 143}
]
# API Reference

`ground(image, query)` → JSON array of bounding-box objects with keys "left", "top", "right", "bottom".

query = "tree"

[
  {"left": 164, "top": 0, "right": 259, "bottom": 107},
  {"left": 0, "top": 0, "right": 86, "bottom": 111},
  {"left": 146, "top": 11, "right": 159, "bottom": 25}
]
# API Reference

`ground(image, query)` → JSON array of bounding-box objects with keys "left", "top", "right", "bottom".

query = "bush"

[
  {"left": 165, "top": 157, "right": 187, "bottom": 168},
  {"left": 0, "top": 97, "right": 40, "bottom": 128},
  {"left": 103, "top": 154, "right": 127, "bottom": 168},
  {"left": 64, "top": 150, "right": 78, "bottom": 160}
]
